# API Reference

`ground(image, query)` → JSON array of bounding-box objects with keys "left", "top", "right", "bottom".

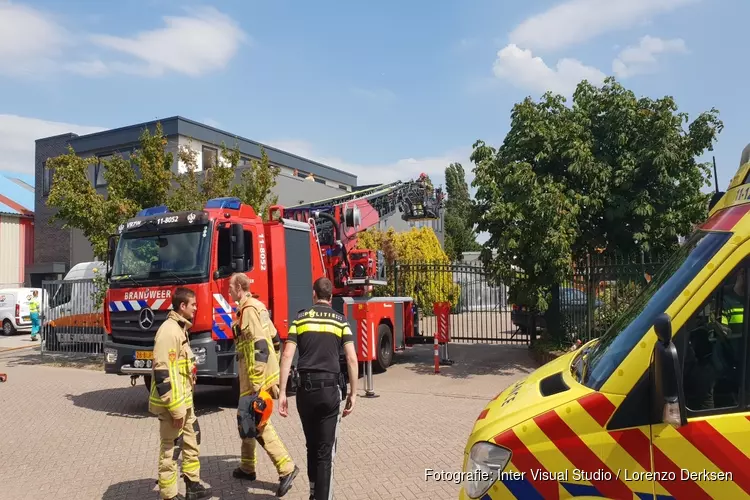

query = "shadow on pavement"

[
  {"left": 65, "top": 384, "right": 240, "bottom": 420},
  {"left": 0, "top": 347, "right": 102, "bottom": 370},
  {"left": 398, "top": 343, "right": 538, "bottom": 379},
  {"left": 101, "top": 455, "right": 291, "bottom": 500}
]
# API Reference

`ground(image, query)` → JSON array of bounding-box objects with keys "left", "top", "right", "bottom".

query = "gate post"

[
  {"left": 433, "top": 301, "right": 454, "bottom": 366},
  {"left": 354, "top": 303, "right": 379, "bottom": 398}
]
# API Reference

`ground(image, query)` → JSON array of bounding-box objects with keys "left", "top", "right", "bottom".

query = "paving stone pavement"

[{"left": 0, "top": 343, "right": 536, "bottom": 500}]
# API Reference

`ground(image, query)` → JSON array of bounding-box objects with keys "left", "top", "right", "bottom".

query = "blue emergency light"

[
  {"left": 137, "top": 205, "right": 169, "bottom": 216},
  {"left": 205, "top": 197, "right": 242, "bottom": 210}
]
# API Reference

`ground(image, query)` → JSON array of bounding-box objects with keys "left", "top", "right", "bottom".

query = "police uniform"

[
  {"left": 149, "top": 310, "right": 209, "bottom": 500},
  {"left": 287, "top": 302, "right": 354, "bottom": 500},
  {"left": 232, "top": 292, "right": 298, "bottom": 490}
]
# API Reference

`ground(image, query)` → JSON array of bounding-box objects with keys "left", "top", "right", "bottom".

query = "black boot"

[
  {"left": 184, "top": 477, "right": 210, "bottom": 500},
  {"left": 167, "top": 495, "right": 185, "bottom": 500},
  {"left": 277, "top": 465, "right": 299, "bottom": 497},
  {"left": 232, "top": 467, "right": 256, "bottom": 481}
]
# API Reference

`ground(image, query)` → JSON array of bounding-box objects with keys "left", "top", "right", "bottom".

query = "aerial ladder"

[{"left": 272, "top": 174, "right": 445, "bottom": 297}]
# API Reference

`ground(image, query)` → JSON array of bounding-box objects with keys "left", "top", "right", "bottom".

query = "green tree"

[
  {"left": 46, "top": 122, "right": 174, "bottom": 260},
  {"left": 230, "top": 147, "right": 281, "bottom": 220},
  {"left": 443, "top": 162, "right": 481, "bottom": 261},
  {"left": 166, "top": 140, "right": 237, "bottom": 212},
  {"left": 356, "top": 227, "right": 461, "bottom": 311},
  {"left": 471, "top": 77, "right": 723, "bottom": 314},
  {"left": 166, "top": 142, "right": 280, "bottom": 217}
]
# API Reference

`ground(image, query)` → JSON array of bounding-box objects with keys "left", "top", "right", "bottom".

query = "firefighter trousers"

[
  {"left": 296, "top": 379, "right": 342, "bottom": 500},
  {"left": 240, "top": 419, "right": 296, "bottom": 477},
  {"left": 158, "top": 406, "right": 201, "bottom": 499}
]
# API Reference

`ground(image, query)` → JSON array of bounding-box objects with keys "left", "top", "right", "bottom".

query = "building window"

[
  {"left": 42, "top": 160, "right": 53, "bottom": 196},
  {"left": 239, "top": 156, "right": 252, "bottom": 167},
  {"left": 95, "top": 154, "right": 113, "bottom": 187},
  {"left": 202, "top": 146, "right": 218, "bottom": 170},
  {"left": 315, "top": 177, "right": 325, "bottom": 184}
]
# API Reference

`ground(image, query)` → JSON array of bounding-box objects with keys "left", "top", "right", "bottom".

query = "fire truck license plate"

[{"left": 135, "top": 351, "right": 153, "bottom": 360}]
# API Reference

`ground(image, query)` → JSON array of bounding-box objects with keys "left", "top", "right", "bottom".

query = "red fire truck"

[{"left": 102, "top": 178, "right": 443, "bottom": 393}]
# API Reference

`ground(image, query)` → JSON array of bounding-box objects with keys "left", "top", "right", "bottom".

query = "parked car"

[
  {"left": 510, "top": 287, "right": 603, "bottom": 334},
  {"left": 0, "top": 287, "right": 46, "bottom": 335}
]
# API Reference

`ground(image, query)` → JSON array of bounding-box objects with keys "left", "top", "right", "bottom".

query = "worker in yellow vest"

[
  {"left": 721, "top": 267, "right": 745, "bottom": 331},
  {"left": 29, "top": 290, "right": 40, "bottom": 341}
]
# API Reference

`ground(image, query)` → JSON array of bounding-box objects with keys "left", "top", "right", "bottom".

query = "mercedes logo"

[{"left": 139, "top": 308, "right": 155, "bottom": 331}]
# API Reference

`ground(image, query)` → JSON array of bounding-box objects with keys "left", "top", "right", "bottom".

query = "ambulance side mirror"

[{"left": 651, "top": 313, "right": 686, "bottom": 427}]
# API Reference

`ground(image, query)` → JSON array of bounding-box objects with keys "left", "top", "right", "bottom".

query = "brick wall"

[{"left": 34, "top": 134, "right": 77, "bottom": 267}]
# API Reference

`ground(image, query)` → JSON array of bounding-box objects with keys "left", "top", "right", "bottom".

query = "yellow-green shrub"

[{"left": 356, "top": 227, "right": 461, "bottom": 311}]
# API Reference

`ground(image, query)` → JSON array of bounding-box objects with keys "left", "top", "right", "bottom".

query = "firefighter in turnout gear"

[
  {"left": 149, "top": 287, "right": 211, "bottom": 500},
  {"left": 278, "top": 277, "right": 359, "bottom": 500},
  {"left": 228, "top": 273, "right": 299, "bottom": 497}
]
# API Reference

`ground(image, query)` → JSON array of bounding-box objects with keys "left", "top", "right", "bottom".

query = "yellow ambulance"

[{"left": 460, "top": 151, "right": 750, "bottom": 499}]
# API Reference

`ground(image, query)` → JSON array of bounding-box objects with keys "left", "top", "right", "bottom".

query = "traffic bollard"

[
  {"left": 434, "top": 336, "right": 440, "bottom": 374},
  {"left": 363, "top": 360, "right": 379, "bottom": 398}
]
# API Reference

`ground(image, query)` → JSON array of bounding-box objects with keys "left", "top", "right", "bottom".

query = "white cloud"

[
  {"left": 492, "top": 44, "right": 606, "bottom": 96},
  {"left": 612, "top": 35, "right": 687, "bottom": 77},
  {"left": 0, "top": 114, "right": 104, "bottom": 175},
  {"left": 80, "top": 7, "right": 249, "bottom": 77},
  {"left": 266, "top": 139, "right": 472, "bottom": 190},
  {"left": 0, "top": 1, "right": 71, "bottom": 77},
  {"left": 508, "top": 0, "right": 698, "bottom": 52},
  {"left": 0, "top": 3, "right": 247, "bottom": 79}
]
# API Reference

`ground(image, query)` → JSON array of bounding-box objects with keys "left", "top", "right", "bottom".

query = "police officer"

[
  {"left": 228, "top": 273, "right": 299, "bottom": 497},
  {"left": 278, "top": 277, "right": 358, "bottom": 500},
  {"left": 149, "top": 286, "right": 211, "bottom": 500}
]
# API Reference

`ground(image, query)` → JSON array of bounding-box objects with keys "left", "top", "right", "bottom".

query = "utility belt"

[{"left": 298, "top": 371, "right": 348, "bottom": 399}]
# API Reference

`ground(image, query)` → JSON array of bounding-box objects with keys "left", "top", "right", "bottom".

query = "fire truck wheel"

[
  {"left": 374, "top": 324, "right": 393, "bottom": 373},
  {"left": 143, "top": 375, "right": 152, "bottom": 393}
]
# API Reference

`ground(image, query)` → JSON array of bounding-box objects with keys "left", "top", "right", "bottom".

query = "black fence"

[
  {"left": 557, "top": 253, "right": 665, "bottom": 343},
  {"left": 40, "top": 279, "right": 105, "bottom": 357},
  {"left": 388, "top": 253, "right": 667, "bottom": 345},
  {"left": 393, "top": 261, "right": 527, "bottom": 343}
]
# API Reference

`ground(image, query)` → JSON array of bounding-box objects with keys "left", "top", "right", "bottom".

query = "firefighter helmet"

[
  {"left": 253, "top": 390, "right": 273, "bottom": 429},
  {"left": 237, "top": 390, "right": 274, "bottom": 439}
]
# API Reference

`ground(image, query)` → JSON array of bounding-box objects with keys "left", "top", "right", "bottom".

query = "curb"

[{"left": 0, "top": 344, "right": 40, "bottom": 354}]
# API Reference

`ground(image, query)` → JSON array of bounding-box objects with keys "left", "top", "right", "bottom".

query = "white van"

[
  {"left": 0, "top": 287, "right": 45, "bottom": 335},
  {"left": 44, "top": 261, "right": 105, "bottom": 345},
  {"left": 45, "top": 260, "right": 105, "bottom": 321}
]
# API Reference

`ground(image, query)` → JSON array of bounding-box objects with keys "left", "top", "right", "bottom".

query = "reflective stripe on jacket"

[{"left": 149, "top": 310, "right": 196, "bottom": 419}]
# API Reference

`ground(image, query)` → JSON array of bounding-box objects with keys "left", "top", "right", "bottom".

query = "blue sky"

[{"left": 0, "top": 0, "right": 746, "bottom": 212}]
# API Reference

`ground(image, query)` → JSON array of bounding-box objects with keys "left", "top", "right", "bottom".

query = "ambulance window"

[{"left": 674, "top": 259, "right": 750, "bottom": 416}]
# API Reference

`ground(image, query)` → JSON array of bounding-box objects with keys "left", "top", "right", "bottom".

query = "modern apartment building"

[{"left": 30, "top": 116, "right": 358, "bottom": 279}]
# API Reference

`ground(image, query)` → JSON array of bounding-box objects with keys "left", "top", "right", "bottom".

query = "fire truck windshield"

[{"left": 111, "top": 227, "right": 211, "bottom": 283}]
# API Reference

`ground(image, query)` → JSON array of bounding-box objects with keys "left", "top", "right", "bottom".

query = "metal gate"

[
  {"left": 394, "top": 261, "right": 529, "bottom": 344},
  {"left": 40, "top": 279, "right": 105, "bottom": 356}
]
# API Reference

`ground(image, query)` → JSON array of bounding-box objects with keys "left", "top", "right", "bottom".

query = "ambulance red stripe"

[
  {"left": 611, "top": 428, "right": 711, "bottom": 499},
  {"left": 493, "top": 429, "right": 559, "bottom": 500},
  {"left": 577, "top": 393, "right": 616, "bottom": 427},
  {"left": 677, "top": 421, "right": 750, "bottom": 494},
  {"left": 533, "top": 410, "right": 633, "bottom": 499}
]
